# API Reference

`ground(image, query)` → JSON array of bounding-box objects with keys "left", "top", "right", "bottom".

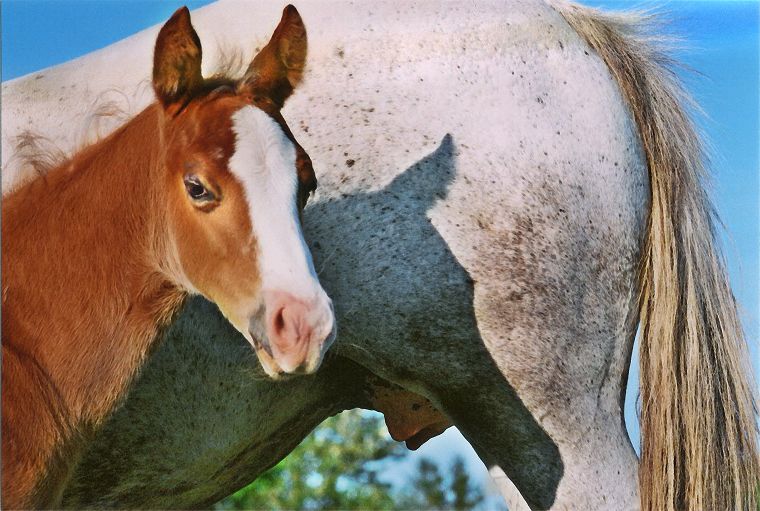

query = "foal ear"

[
  {"left": 153, "top": 7, "right": 203, "bottom": 112},
  {"left": 240, "top": 5, "right": 307, "bottom": 108}
]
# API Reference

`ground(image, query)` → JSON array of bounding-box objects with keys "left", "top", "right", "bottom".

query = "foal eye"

[{"left": 183, "top": 175, "right": 215, "bottom": 202}]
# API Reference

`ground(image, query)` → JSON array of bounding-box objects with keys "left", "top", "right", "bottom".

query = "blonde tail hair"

[{"left": 554, "top": 3, "right": 760, "bottom": 509}]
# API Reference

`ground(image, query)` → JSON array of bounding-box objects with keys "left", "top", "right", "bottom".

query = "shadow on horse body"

[
  {"left": 306, "top": 134, "right": 566, "bottom": 506},
  {"left": 62, "top": 296, "right": 370, "bottom": 508}
]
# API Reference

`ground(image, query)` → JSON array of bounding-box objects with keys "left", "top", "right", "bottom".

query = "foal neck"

[{"left": 1, "top": 105, "right": 185, "bottom": 423}]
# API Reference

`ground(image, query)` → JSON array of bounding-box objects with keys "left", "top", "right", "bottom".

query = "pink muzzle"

[{"left": 260, "top": 289, "right": 336, "bottom": 374}]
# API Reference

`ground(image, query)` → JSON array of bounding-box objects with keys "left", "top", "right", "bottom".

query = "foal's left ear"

[
  {"left": 239, "top": 5, "right": 307, "bottom": 108},
  {"left": 153, "top": 6, "right": 203, "bottom": 113}
]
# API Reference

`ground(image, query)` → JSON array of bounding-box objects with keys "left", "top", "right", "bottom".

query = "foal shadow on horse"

[{"left": 306, "top": 134, "right": 563, "bottom": 509}]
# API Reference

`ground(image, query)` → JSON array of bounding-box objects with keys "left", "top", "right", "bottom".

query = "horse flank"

[{"left": 555, "top": 2, "right": 760, "bottom": 509}]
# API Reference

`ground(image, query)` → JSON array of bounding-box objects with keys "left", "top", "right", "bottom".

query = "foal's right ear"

[{"left": 153, "top": 6, "right": 203, "bottom": 113}]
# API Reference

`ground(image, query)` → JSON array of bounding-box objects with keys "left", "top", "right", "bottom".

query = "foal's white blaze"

[{"left": 229, "top": 106, "right": 335, "bottom": 374}]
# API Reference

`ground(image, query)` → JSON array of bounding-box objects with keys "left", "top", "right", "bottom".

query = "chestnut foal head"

[{"left": 154, "top": 6, "right": 334, "bottom": 377}]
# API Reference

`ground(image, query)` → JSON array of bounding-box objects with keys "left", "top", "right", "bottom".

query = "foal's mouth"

[
  {"left": 245, "top": 291, "right": 336, "bottom": 378},
  {"left": 250, "top": 334, "right": 274, "bottom": 359},
  {"left": 248, "top": 336, "right": 292, "bottom": 380}
]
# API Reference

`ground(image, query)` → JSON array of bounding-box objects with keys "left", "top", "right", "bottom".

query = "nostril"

[
  {"left": 272, "top": 307, "right": 286, "bottom": 338},
  {"left": 269, "top": 304, "right": 304, "bottom": 351}
]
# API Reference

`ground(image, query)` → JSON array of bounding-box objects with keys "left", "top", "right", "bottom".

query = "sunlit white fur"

[
  {"left": 228, "top": 106, "right": 334, "bottom": 355},
  {"left": 229, "top": 106, "right": 320, "bottom": 294}
]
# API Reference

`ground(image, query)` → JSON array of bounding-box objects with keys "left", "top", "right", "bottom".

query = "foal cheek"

[
  {"left": 169, "top": 200, "right": 229, "bottom": 296},
  {"left": 204, "top": 219, "right": 262, "bottom": 307}
]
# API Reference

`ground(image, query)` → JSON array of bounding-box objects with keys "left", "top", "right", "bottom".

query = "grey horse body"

[{"left": 3, "top": 1, "right": 647, "bottom": 508}]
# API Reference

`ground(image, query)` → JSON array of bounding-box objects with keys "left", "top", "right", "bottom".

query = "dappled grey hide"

[{"left": 304, "top": 135, "right": 564, "bottom": 507}]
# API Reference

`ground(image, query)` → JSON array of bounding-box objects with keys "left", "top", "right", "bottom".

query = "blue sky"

[
  {"left": 2, "top": 0, "right": 758, "bottom": 507},
  {"left": 1, "top": 0, "right": 216, "bottom": 80}
]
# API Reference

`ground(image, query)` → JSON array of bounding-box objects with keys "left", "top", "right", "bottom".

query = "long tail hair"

[{"left": 554, "top": 2, "right": 759, "bottom": 509}]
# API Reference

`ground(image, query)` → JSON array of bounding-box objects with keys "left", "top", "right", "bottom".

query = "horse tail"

[{"left": 553, "top": 3, "right": 760, "bottom": 509}]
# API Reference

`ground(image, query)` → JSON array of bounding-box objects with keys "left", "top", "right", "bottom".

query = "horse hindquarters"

[
  {"left": 293, "top": 2, "right": 650, "bottom": 508},
  {"left": 493, "top": 2, "right": 760, "bottom": 509},
  {"left": 556, "top": 4, "right": 760, "bottom": 510},
  {"left": 421, "top": 4, "right": 654, "bottom": 508}
]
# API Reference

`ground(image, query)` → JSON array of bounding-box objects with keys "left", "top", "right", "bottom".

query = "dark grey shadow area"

[
  {"left": 64, "top": 136, "right": 562, "bottom": 510},
  {"left": 305, "top": 135, "right": 563, "bottom": 509},
  {"left": 63, "top": 298, "right": 376, "bottom": 509}
]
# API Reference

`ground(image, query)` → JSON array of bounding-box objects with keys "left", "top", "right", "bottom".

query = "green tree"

[
  {"left": 215, "top": 410, "right": 487, "bottom": 511},
  {"left": 398, "top": 456, "right": 484, "bottom": 510},
  {"left": 215, "top": 410, "right": 405, "bottom": 510}
]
